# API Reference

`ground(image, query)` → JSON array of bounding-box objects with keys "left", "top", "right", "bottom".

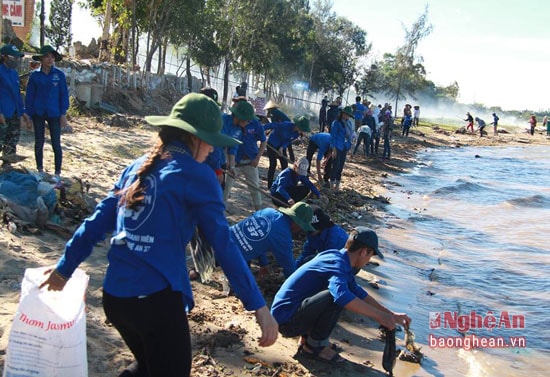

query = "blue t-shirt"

[
  {"left": 56, "top": 141, "right": 265, "bottom": 312},
  {"left": 296, "top": 224, "right": 348, "bottom": 267},
  {"left": 230, "top": 208, "right": 296, "bottom": 277},
  {"left": 354, "top": 102, "right": 367, "bottom": 121},
  {"left": 271, "top": 248, "right": 368, "bottom": 325},
  {"left": 309, "top": 133, "right": 332, "bottom": 160},
  {"left": 270, "top": 167, "right": 321, "bottom": 200},
  {"left": 264, "top": 121, "right": 299, "bottom": 149},
  {"left": 222, "top": 113, "right": 244, "bottom": 157},
  {"left": 236, "top": 119, "right": 266, "bottom": 162}
]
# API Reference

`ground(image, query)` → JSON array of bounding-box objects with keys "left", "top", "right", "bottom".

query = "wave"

[
  {"left": 432, "top": 179, "right": 487, "bottom": 196},
  {"left": 504, "top": 194, "right": 550, "bottom": 208}
]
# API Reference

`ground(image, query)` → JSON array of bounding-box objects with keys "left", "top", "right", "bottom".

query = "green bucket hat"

[
  {"left": 279, "top": 202, "right": 315, "bottom": 232},
  {"left": 229, "top": 100, "right": 258, "bottom": 121},
  {"left": 145, "top": 93, "right": 241, "bottom": 147},
  {"left": 32, "top": 45, "right": 62, "bottom": 62},
  {"left": 293, "top": 115, "right": 311, "bottom": 133},
  {"left": 342, "top": 106, "right": 355, "bottom": 119}
]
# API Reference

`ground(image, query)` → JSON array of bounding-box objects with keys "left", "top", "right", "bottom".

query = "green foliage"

[{"left": 46, "top": 0, "right": 74, "bottom": 51}]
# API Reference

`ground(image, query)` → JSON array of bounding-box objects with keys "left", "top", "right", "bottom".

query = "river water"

[{"left": 370, "top": 145, "right": 549, "bottom": 377}]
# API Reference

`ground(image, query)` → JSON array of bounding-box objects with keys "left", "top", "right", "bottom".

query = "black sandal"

[{"left": 297, "top": 343, "right": 345, "bottom": 364}]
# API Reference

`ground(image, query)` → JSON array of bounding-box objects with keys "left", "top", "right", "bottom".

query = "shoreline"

[{"left": 0, "top": 118, "right": 548, "bottom": 376}]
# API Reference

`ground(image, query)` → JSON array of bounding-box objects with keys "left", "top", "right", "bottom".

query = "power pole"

[
  {"left": 1, "top": 0, "right": 4, "bottom": 43},
  {"left": 40, "top": 0, "right": 45, "bottom": 47}
]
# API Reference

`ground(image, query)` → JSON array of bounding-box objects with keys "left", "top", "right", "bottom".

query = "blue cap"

[
  {"left": 354, "top": 226, "right": 383, "bottom": 259},
  {"left": 0, "top": 44, "right": 24, "bottom": 57}
]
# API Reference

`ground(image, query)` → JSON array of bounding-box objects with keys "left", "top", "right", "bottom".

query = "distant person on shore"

[
  {"left": 528, "top": 115, "right": 537, "bottom": 135},
  {"left": 230, "top": 202, "right": 314, "bottom": 279},
  {"left": 474, "top": 117, "right": 486, "bottom": 137},
  {"left": 543, "top": 115, "right": 549, "bottom": 136},
  {"left": 305, "top": 132, "right": 332, "bottom": 185},
  {"left": 223, "top": 100, "right": 266, "bottom": 211},
  {"left": 271, "top": 227, "right": 411, "bottom": 363},
  {"left": 0, "top": 44, "right": 27, "bottom": 169},
  {"left": 295, "top": 206, "right": 348, "bottom": 268},
  {"left": 264, "top": 115, "right": 310, "bottom": 189},
  {"left": 401, "top": 113, "right": 413, "bottom": 137},
  {"left": 319, "top": 96, "right": 328, "bottom": 132},
  {"left": 353, "top": 96, "right": 367, "bottom": 131},
  {"left": 329, "top": 106, "right": 354, "bottom": 191},
  {"left": 491, "top": 113, "right": 500, "bottom": 136},
  {"left": 326, "top": 100, "right": 341, "bottom": 132},
  {"left": 39, "top": 93, "right": 279, "bottom": 377},
  {"left": 381, "top": 110, "right": 394, "bottom": 159},
  {"left": 413, "top": 105, "right": 420, "bottom": 127},
  {"left": 264, "top": 100, "right": 296, "bottom": 162},
  {"left": 352, "top": 124, "right": 372, "bottom": 158},
  {"left": 25, "top": 45, "right": 69, "bottom": 180},
  {"left": 270, "top": 156, "right": 321, "bottom": 207},
  {"left": 464, "top": 112, "right": 474, "bottom": 134}
]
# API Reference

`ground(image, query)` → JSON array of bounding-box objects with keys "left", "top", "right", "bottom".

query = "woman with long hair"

[{"left": 39, "top": 93, "right": 278, "bottom": 377}]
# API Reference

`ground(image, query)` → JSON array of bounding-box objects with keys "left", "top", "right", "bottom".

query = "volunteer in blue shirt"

[
  {"left": 223, "top": 100, "right": 266, "bottom": 211},
  {"left": 271, "top": 227, "right": 411, "bottom": 364},
  {"left": 329, "top": 107, "right": 354, "bottom": 192},
  {"left": 264, "top": 115, "right": 310, "bottom": 189},
  {"left": 25, "top": 45, "right": 69, "bottom": 179},
  {"left": 270, "top": 156, "right": 320, "bottom": 207},
  {"left": 230, "top": 201, "right": 314, "bottom": 279},
  {"left": 39, "top": 93, "right": 278, "bottom": 377},
  {"left": 305, "top": 132, "right": 332, "bottom": 184},
  {"left": 295, "top": 206, "right": 348, "bottom": 267},
  {"left": 353, "top": 96, "right": 367, "bottom": 131},
  {"left": 0, "top": 44, "right": 28, "bottom": 167}
]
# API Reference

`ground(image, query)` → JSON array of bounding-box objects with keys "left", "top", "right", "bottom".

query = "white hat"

[
  {"left": 254, "top": 89, "right": 266, "bottom": 98},
  {"left": 296, "top": 157, "right": 309, "bottom": 176}
]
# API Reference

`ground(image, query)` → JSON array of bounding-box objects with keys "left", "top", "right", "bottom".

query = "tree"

[
  {"left": 46, "top": 0, "right": 74, "bottom": 51},
  {"left": 308, "top": 1, "right": 371, "bottom": 96},
  {"left": 384, "top": 5, "right": 432, "bottom": 113}
]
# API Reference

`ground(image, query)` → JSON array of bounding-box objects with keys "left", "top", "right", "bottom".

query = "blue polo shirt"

[
  {"left": 296, "top": 224, "right": 349, "bottom": 267},
  {"left": 270, "top": 167, "right": 320, "bottom": 200},
  {"left": 230, "top": 208, "right": 296, "bottom": 277},
  {"left": 271, "top": 248, "right": 368, "bottom": 325},
  {"left": 236, "top": 119, "right": 266, "bottom": 162},
  {"left": 264, "top": 121, "right": 299, "bottom": 149},
  {"left": 55, "top": 141, "right": 265, "bottom": 312},
  {"left": 309, "top": 133, "right": 332, "bottom": 160},
  {"left": 25, "top": 66, "right": 69, "bottom": 117},
  {"left": 0, "top": 64, "right": 24, "bottom": 118}
]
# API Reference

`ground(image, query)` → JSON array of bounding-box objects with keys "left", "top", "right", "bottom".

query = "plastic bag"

[{"left": 2, "top": 267, "right": 89, "bottom": 377}]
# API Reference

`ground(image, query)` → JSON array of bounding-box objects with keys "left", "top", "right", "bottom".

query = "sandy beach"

[{"left": 0, "top": 113, "right": 548, "bottom": 376}]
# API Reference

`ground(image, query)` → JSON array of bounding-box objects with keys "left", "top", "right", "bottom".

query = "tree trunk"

[
  {"left": 99, "top": 0, "right": 113, "bottom": 61},
  {"left": 222, "top": 56, "right": 231, "bottom": 110},
  {"left": 186, "top": 56, "right": 192, "bottom": 93}
]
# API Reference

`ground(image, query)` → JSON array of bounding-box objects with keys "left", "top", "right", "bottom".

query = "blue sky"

[
  {"left": 71, "top": 0, "right": 549, "bottom": 111},
  {"left": 330, "top": 0, "right": 550, "bottom": 111}
]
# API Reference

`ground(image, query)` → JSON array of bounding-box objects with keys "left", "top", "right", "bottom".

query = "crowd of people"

[
  {"left": 5, "top": 42, "right": 547, "bottom": 376},
  {"left": 35, "top": 87, "right": 412, "bottom": 376}
]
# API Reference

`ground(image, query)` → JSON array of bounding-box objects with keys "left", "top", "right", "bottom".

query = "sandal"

[
  {"left": 297, "top": 343, "right": 345, "bottom": 364},
  {"left": 299, "top": 335, "right": 343, "bottom": 352}
]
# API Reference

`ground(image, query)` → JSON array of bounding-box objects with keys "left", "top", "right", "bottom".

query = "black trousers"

[
  {"left": 267, "top": 145, "right": 289, "bottom": 189},
  {"left": 279, "top": 290, "right": 343, "bottom": 343},
  {"left": 103, "top": 289, "right": 192, "bottom": 377}
]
